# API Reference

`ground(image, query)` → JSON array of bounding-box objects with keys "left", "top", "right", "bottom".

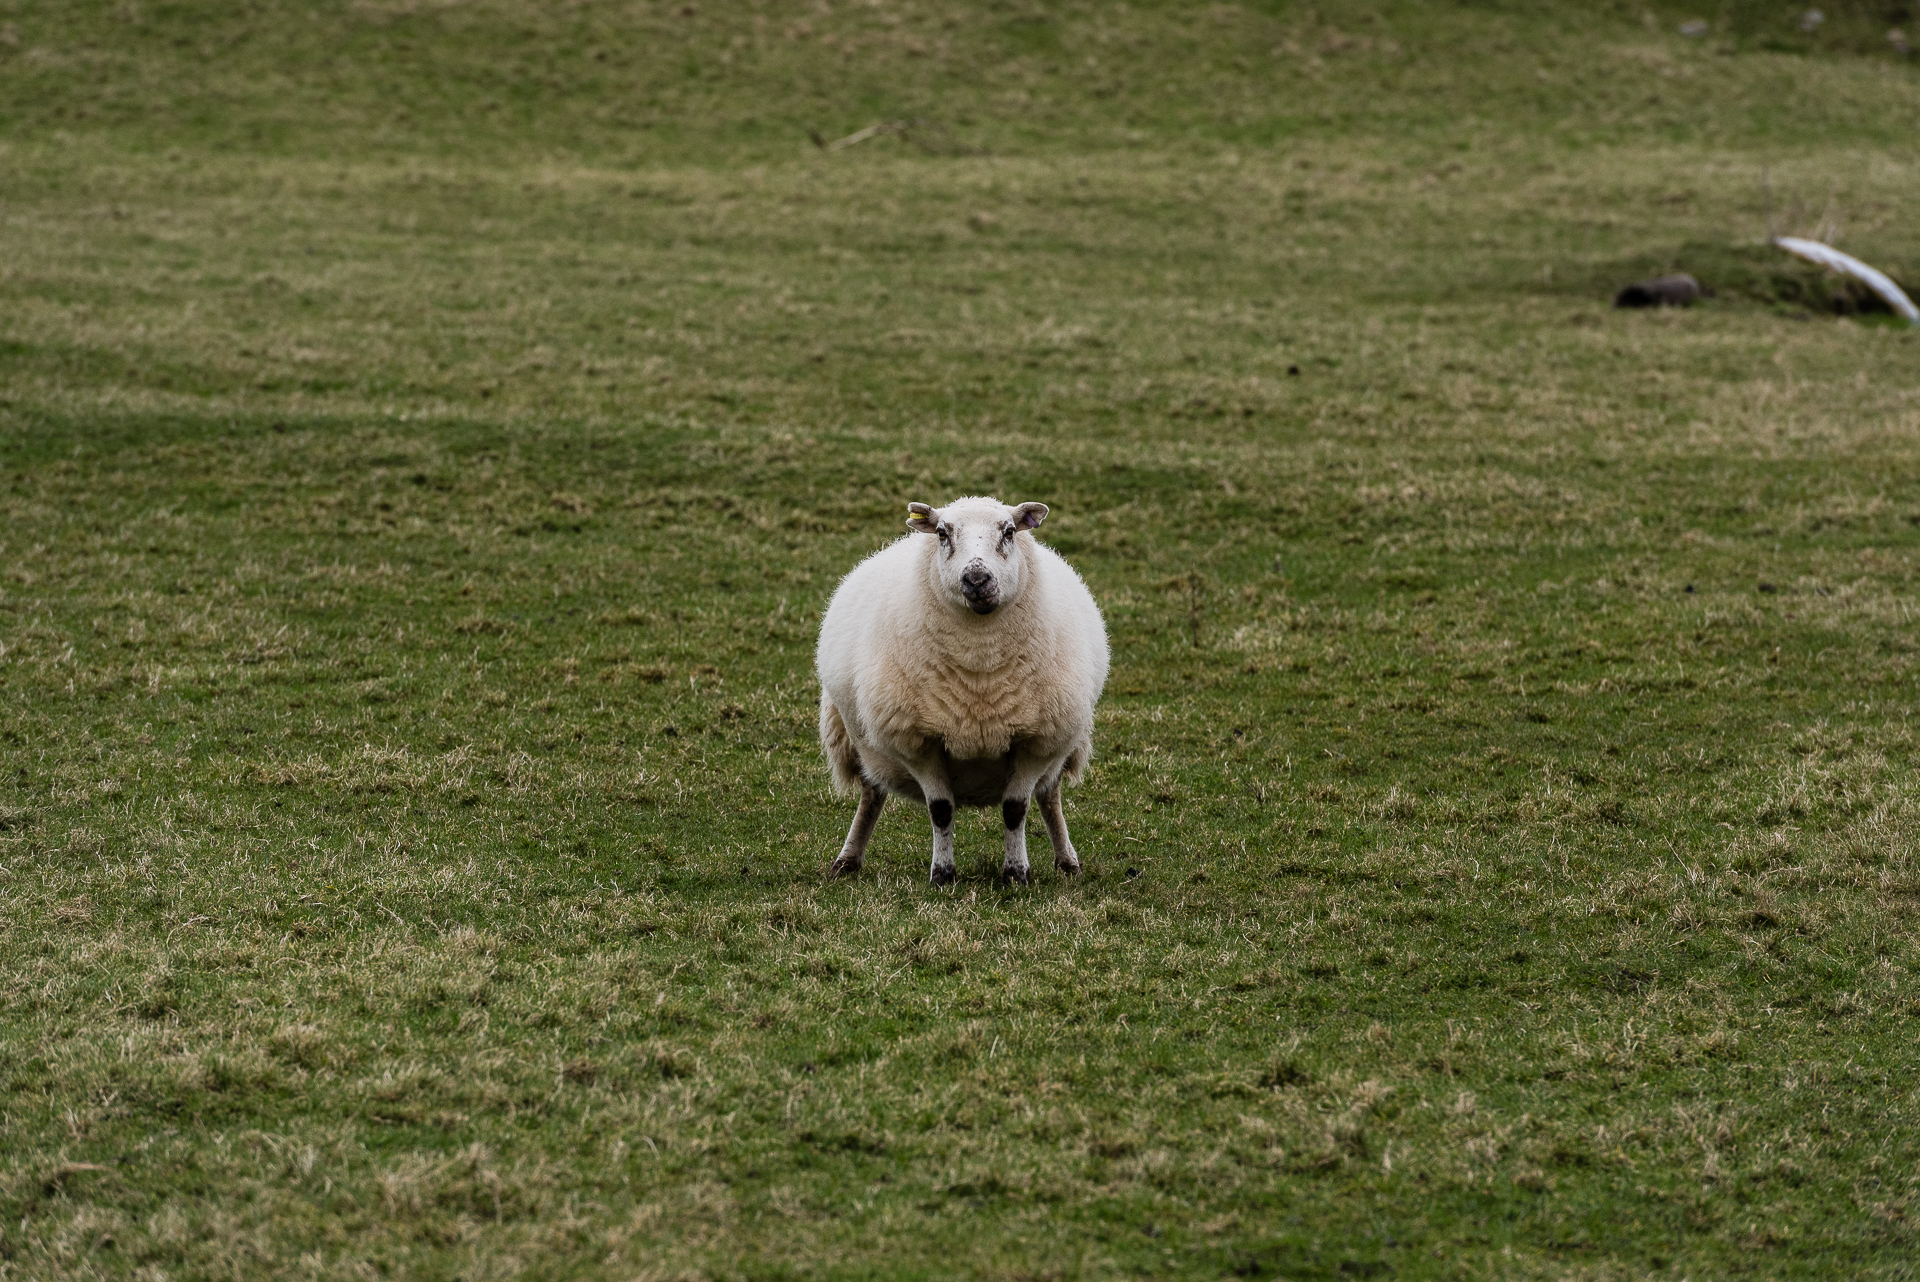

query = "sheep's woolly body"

[{"left": 817, "top": 501, "right": 1108, "bottom": 811}]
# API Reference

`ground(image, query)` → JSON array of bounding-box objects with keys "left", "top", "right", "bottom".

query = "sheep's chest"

[{"left": 898, "top": 648, "right": 1047, "bottom": 756}]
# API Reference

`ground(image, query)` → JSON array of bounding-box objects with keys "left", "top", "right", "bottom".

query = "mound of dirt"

[{"left": 1598, "top": 242, "right": 1910, "bottom": 317}]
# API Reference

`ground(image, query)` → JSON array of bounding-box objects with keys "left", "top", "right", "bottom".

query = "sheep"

[{"left": 816, "top": 495, "right": 1110, "bottom": 885}]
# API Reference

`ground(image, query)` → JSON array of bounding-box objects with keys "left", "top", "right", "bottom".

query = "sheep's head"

[{"left": 906, "top": 496, "right": 1049, "bottom": 616}]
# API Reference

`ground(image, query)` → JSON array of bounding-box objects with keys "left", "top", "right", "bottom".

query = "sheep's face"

[{"left": 906, "top": 497, "right": 1049, "bottom": 616}]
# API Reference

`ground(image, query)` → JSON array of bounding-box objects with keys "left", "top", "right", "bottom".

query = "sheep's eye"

[{"left": 936, "top": 527, "right": 949, "bottom": 541}]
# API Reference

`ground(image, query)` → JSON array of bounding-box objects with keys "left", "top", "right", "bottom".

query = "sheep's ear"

[
  {"left": 906, "top": 502, "right": 941, "bottom": 534},
  {"left": 1011, "top": 502, "right": 1049, "bottom": 531}
]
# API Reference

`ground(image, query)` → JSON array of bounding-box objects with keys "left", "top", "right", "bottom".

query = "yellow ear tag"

[{"left": 908, "top": 510, "right": 924, "bottom": 521}]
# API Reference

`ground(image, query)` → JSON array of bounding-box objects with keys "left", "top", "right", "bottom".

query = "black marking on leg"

[
  {"left": 930, "top": 864, "right": 957, "bottom": 887},
  {"left": 1002, "top": 797, "right": 1029, "bottom": 830},
  {"left": 929, "top": 799, "right": 953, "bottom": 830}
]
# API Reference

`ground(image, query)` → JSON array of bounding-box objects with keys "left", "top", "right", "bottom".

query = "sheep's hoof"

[
  {"left": 1055, "top": 856, "right": 1082, "bottom": 876},
  {"left": 827, "top": 856, "right": 862, "bottom": 878},
  {"left": 1002, "top": 865, "right": 1031, "bottom": 886},
  {"left": 929, "top": 864, "right": 957, "bottom": 887}
]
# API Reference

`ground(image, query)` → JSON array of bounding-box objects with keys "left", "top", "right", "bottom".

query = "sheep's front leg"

[
  {"left": 926, "top": 790, "right": 959, "bottom": 886},
  {"left": 1000, "top": 796, "right": 1032, "bottom": 885},
  {"left": 902, "top": 750, "right": 958, "bottom": 886},
  {"left": 1037, "top": 783, "right": 1081, "bottom": 875},
  {"left": 827, "top": 778, "right": 886, "bottom": 878},
  {"left": 997, "top": 754, "right": 1056, "bottom": 885}
]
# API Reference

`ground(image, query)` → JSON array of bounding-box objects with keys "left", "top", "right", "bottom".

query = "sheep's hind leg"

[
  {"left": 1037, "top": 784, "right": 1081, "bottom": 875},
  {"left": 827, "top": 779, "right": 886, "bottom": 878}
]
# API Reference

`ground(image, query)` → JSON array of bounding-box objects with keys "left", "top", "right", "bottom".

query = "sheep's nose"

[{"left": 960, "top": 566, "right": 992, "bottom": 591}]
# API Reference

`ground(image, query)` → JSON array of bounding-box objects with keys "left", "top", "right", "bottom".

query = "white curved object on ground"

[{"left": 1774, "top": 236, "right": 1920, "bottom": 325}]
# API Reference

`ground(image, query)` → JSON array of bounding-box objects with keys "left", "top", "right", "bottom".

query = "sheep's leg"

[
  {"left": 896, "top": 751, "right": 959, "bottom": 887},
  {"left": 1037, "top": 783, "right": 1081, "bottom": 875},
  {"left": 827, "top": 778, "right": 887, "bottom": 878},
  {"left": 925, "top": 788, "right": 960, "bottom": 886},
  {"left": 997, "top": 756, "right": 1056, "bottom": 885},
  {"left": 1000, "top": 796, "right": 1032, "bottom": 885}
]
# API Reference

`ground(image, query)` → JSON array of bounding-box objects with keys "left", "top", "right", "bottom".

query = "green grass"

[{"left": 4, "top": 2, "right": 1920, "bottom": 1278}]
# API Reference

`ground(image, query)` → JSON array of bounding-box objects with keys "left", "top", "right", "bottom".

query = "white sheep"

[{"left": 816, "top": 496, "right": 1110, "bottom": 885}]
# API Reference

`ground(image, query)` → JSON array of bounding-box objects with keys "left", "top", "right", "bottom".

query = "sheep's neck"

[{"left": 928, "top": 602, "right": 1036, "bottom": 673}]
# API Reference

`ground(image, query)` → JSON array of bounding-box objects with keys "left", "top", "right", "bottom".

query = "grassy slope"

[{"left": 3, "top": 2, "right": 1920, "bottom": 1279}]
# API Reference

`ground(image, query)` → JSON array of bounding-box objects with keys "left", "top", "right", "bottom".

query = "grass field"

[{"left": 5, "top": 2, "right": 1920, "bottom": 1278}]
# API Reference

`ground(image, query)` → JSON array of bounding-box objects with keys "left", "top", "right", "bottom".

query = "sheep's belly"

[
  {"left": 860, "top": 742, "right": 1021, "bottom": 807},
  {"left": 946, "top": 753, "right": 1016, "bottom": 808}
]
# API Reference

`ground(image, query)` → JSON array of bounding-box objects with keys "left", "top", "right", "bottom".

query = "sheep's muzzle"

[{"left": 960, "top": 564, "right": 998, "bottom": 614}]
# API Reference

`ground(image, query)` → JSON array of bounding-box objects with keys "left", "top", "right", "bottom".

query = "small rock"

[
  {"left": 1679, "top": 19, "right": 1709, "bottom": 36},
  {"left": 1891, "top": 29, "right": 1913, "bottom": 55},
  {"left": 1798, "top": 9, "right": 1824, "bottom": 33},
  {"left": 1614, "top": 273, "right": 1707, "bottom": 308}
]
